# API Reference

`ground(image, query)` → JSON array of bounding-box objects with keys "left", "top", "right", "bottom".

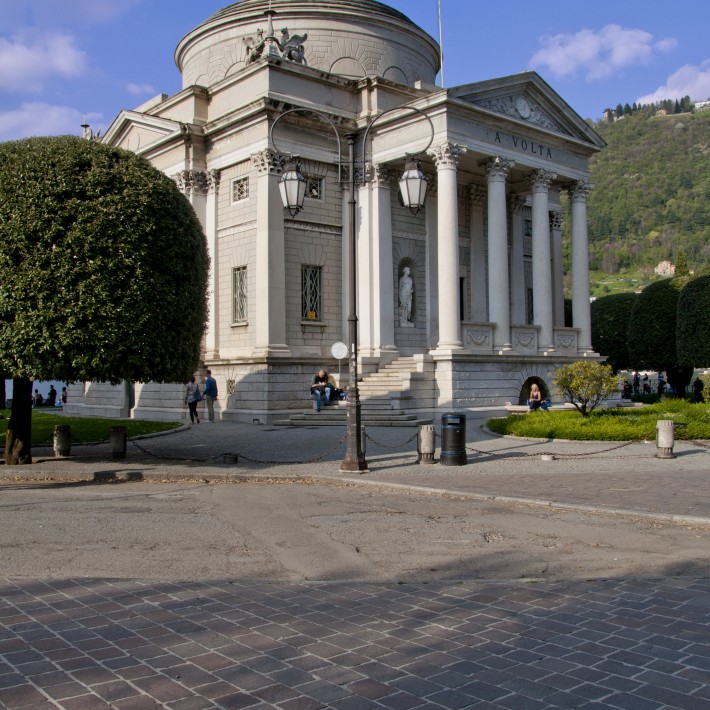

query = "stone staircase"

[{"left": 274, "top": 355, "right": 435, "bottom": 427}]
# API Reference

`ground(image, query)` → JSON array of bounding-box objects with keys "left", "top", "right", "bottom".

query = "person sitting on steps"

[{"left": 311, "top": 369, "right": 333, "bottom": 412}]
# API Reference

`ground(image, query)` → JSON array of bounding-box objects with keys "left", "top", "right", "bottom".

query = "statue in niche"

[{"left": 399, "top": 266, "right": 414, "bottom": 327}]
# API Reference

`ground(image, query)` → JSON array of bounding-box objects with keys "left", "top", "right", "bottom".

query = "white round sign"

[{"left": 331, "top": 341, "right": 348, "bottom": 360}]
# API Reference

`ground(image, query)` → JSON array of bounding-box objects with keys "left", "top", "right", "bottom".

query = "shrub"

[{"left": 553, "top": 361, "right": 619, "bottom": 417}]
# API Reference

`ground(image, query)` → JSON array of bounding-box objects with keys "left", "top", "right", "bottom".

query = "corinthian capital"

[
  {"left": 481, "top": 156, "right": 515, "bottom": 181},
  {"left": 206, "top": 169, "right": 221, "bottom": 194},
  {"left": 367, "top": 163, "right": 392, "bottom": 188},
  {"left": 528, "top": 169, "right": 557, "bottom": 192},
  {"left": 468, "top": 184, "right": 486, "bottom": 206},
  {"left": 250, "top": 149, "right": 284, "bottom": 175},
  {"left": 428, "top": 142, "right": 467, "bottom": 169},
  {"left": 550, "top": 210, "right": 563, "bottom": 230},
  {"left": 568, "top": 180, "right": 593, "bottom": 202}
]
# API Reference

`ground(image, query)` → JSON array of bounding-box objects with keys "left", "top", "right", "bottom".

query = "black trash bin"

[{"left": 440, "top": 412, "right": 467, "bottom": 466}]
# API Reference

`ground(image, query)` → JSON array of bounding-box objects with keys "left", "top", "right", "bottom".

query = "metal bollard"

[
  {"left": 53, "top": 425, "right": 71, "bottom": 457},
  {"left": 418, "top": 424, "right": 436, "bottom": 464},
  {"left": 440, "top": 412, "right": 467, "bottom": 466},
  {"left": 655, "top": 419, "right": 676, "bottom": 459},
  {"left": 109, "top": 426, "right": 127, "bottom": 459}
]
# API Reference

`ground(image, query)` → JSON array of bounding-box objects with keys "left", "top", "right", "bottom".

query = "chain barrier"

[
  {"left": 364, "top": 429, "right": 419, "bottom": 450},
  {"left": 130, "top": 433, "right": 348, "bottom": 466}
]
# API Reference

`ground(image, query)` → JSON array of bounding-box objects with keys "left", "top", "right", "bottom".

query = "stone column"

[
  {"left": 469, "top": 185, "right": 487, "bottom": 322},
  {"left": 251, "top": 150, "right": 290, "bottom": 356},
  {"left": 569, "top": 180, "right": 594, "bottom": 352},
  {"left": 550, "top": 210, "right": 565, "bottom": 326},
  {"left": 509, "top": 194, "right": 527, "bottom": 325},
  {"left": 429, "top": 142, "right": 466, "bottom": 350},
  {"left": 370, "top": 164, "right": 396, "bottom": 356},
  {"left": 483, "top": 157, "right": 514, "bottom": 350},
  {"left": 205, "top": 169, "right": 221, "bottom": 359},
  {"left": 530, "top": 169, "right": 556, "bottom": 351}
]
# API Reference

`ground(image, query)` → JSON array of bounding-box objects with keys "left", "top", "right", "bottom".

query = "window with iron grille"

[
  {"left": 301, "top": 266, "right": 322, "bottom": 321},
  {"left": 305, "top": 177, "right": 323, "bottom": 200},
  {"left": 232, "top": 176, "right": 249, "bottom": 203},
  {"left": 232, "top": 266, "right": 248, "bottom": 324}
]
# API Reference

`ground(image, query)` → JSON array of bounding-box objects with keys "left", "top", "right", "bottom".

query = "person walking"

[
  {"left": 203, "top": 369, "right": 218, "bottom": 423},
  {"left": 184, "top": 376, "right": 201, "bottom": 424}
]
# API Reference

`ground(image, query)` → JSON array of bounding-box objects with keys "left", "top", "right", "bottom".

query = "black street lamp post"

[{"left": 271, "top": 107, "right": 433, "bottom": 472}]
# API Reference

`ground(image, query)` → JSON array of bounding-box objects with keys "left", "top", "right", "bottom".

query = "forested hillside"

[{"left": 585, "top": 110, "right": 710, "bottom": 273}]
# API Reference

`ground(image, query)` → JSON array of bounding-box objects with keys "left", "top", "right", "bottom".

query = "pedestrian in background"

[{"left": 203, "top": 369, "right": 218, "bottom": 423}]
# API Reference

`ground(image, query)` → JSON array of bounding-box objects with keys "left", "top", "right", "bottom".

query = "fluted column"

[
  {"left": 530, "top": 169, "right": 556, "bottom": 351},
  {"left": 483, "top": 157, "right": 514, "bottom": 350},
  {"left": 469, "top": 185, "right": 487, "bottom": 322},
  {"left": 550, "top": 210, "right": 565, "bottom": 326},
  {"left": 205, "top": 169, "right": 221, "bottom": 359},
  {"left": 251, "top": 150, "right": 290, "bottom": 356},
  {"left": 429, "top": 142, "right": 466, "bottom": 350},
  {"left": 569, "top": 180, "right": 594, "bottom": 352}
]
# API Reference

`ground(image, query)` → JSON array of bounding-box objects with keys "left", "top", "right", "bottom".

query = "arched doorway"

[{"left": 519, "top": 377, "right": 549, "bottom": 405}]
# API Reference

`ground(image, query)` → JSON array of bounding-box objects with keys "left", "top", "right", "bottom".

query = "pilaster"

[
  {"left": 251, "top": 150, "right": 290, "bottom": 356},
  {"left": 205, "top": 169, "right": 221, "bottom": 360}
]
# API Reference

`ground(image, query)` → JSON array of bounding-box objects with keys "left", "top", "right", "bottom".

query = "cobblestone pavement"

[
  {"left": 2, "top": 417, "right": 710, "bottom": 708},
  {"left": 2, "top": 576, "right": 710, "bottom": 709}
]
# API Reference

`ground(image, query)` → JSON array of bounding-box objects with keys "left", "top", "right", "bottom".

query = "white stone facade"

[{"left": 69, "top": 0, "right": 604, "bottom": 423}]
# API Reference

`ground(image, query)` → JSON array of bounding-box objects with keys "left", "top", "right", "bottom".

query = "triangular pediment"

[
  {"left": 448, "top": 71, "right": 604, "bottom": 149},
  {"left": 102, "top": 111, "right": 184, "bottom": 154}
]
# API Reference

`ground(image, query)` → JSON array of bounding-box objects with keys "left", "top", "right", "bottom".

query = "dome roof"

[
  {"left": 176, "top": 0, "right": 439, "bottom": 89},
  {"left": 204, "top": 0, "right": 415, "bottom": 27}
]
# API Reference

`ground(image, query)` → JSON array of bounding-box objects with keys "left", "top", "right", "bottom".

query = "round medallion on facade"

[{"left": 515, "top": 96, "right": 531, "bottom": 119}]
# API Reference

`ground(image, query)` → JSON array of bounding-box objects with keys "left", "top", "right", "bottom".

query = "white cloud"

[
  {"left": 529, "top": 24, "right": 677, "bottom": 81},
  {"left": 0, "top": 103, "right": 102, "bottom": 142},
  {"left": 0, "top": 33, "right": 88, "bottom": 91},
  {"left": 637, "top": 60, "right": 710, "bottom": 104},
  {"left": 126, "top": 82, "right": 156, "bottom": 96}
]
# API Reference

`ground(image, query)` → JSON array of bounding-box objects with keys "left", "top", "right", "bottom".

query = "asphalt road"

[{"left": 2, "top": 479, "right": 709, "bottom": 583}]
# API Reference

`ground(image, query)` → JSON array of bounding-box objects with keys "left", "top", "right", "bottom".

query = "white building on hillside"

[{"left": 66, "top": 0, "right": 604, "bottom": 422}]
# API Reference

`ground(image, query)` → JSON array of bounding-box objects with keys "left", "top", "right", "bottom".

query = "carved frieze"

[
  {"left": 473, "top": 94, "right": 568, "bottom": 135},
  {"left": 465, "top": 328, "right": 490, "bottom": 347}
]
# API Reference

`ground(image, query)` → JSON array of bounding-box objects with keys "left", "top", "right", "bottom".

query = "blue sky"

[{"left": 1, "top": 0, "right": 709, "bottom": 142}]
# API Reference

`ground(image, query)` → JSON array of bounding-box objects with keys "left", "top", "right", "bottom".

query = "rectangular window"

[
  {"left": 232, "top": 176, "right": 249, "bottom": 203},
  {"left": 305, "top": 177, "right": 323, "bottom": 201},
  {"left": 301, "top": 266, "right": 322, "bottom": 321},
  {"left": 232, "top": 266, "right": 247, "bottom": 324}
]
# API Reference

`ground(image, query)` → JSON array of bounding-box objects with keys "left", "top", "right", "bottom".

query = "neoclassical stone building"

[{"left": 66, "top": 0, "right": 604, "bottom": 422}]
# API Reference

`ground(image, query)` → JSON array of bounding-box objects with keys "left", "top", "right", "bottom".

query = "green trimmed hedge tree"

[
  {"left": 627, "top": 276, "right": 692, "bottom": 395},
  {"left": 0, "top": 136, "right": 208, "bottom": 464},
  {"left": 677, "top": 274, "right": 710, "bottom": 369},
  {"left": 591, "top": 292, "right": 637, "bottom": 372}
]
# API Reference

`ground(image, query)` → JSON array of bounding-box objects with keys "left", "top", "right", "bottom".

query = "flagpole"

[{"left": 438, "top": 0, "right": 445, "bottom": 88}]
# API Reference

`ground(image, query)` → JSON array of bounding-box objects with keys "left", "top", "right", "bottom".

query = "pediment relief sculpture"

[{"left": 471, "top": 94, "right": 568, "bottom": 135}]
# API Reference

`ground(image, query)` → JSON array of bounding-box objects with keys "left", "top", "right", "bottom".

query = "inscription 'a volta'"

[{"left": 493, "top": 131, "right": 553, "bottom": 159}]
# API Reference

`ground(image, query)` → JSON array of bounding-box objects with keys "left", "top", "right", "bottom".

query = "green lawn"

[
  {"left": 487, "top": 399, "right": 710, "bottom": 441},
  {"left": 0, "top": 410, "right": 181, "bottom": 447}
]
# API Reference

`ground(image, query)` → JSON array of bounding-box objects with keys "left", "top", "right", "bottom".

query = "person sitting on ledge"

[{"left": 528, "top": 383, "right": 549, "bottom": 412}]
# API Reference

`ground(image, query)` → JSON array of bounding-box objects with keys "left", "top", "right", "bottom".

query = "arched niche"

[
  {"left": 329, "top": 57, "right": 366, "bottom": 79},
  {"left": 519, "top": 376, "right": 549, "bottom": 405}
]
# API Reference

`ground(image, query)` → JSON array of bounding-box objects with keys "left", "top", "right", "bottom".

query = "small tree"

[
  {"left": 0, "top": 136, "right": 209, "bottom": 464},
  {"left": 553, "top": 361, "right": 619, "bottom": 417}
]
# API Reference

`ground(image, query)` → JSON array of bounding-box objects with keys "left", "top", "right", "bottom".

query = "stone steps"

[{"left": 273, "top": 401, "right": 432, "bottom": 427}]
